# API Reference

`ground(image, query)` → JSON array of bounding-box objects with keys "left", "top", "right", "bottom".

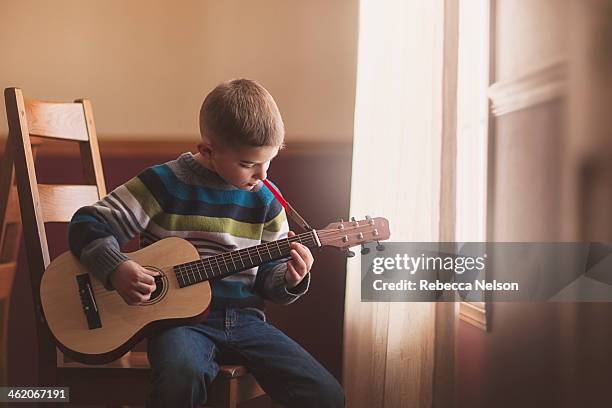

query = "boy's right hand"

[{"left": 110, "top": 260, "right": 157, "bottom": 305}]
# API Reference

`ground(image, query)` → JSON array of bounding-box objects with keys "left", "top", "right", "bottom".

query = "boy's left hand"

[{"left": 285, "top": 231, "right": 314, "bottom": 288}]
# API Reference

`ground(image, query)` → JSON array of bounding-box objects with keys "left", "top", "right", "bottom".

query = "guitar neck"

[{"left": 173, "top": 230, "right": 321, "bottom": 287}]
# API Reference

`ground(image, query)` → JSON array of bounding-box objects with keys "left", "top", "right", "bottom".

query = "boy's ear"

[{"left": 197, "top": 139, "right": 214, "bottom": 157}]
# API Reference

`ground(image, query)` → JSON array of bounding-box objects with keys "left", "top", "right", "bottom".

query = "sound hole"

[{"left": 140, "top": 266, "right": 168, "bottom": 305}]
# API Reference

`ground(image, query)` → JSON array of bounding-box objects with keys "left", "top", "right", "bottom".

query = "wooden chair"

[
  {"left": 0, "top": 136, "right": 40, "bottom": 386},
  {"left": 4, "top": 87, "right": 265, "bottom": 407}
]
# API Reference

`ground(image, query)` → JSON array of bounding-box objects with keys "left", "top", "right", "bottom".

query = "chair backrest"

[{"left": 3, "top": 87, "right": 107, "bottom": 383}]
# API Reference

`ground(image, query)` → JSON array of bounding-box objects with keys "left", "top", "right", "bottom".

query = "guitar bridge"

[{"left": 76, "top": 274, "right": 102, "bottom": 329}]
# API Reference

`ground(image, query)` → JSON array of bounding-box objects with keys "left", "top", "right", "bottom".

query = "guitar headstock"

[{"left": 317, "top": 216, "right": 390, "bottom": 252}]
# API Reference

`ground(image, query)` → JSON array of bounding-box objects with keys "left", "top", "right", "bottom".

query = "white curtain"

[{"left": 343, "top": 0, "right": 450, "bottom": 407}]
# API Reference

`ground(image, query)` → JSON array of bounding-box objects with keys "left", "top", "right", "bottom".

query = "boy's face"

[{"left": 208, "top": 144, "right": 280, "bottom": 191}]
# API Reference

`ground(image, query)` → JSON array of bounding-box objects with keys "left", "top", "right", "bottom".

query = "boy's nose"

[{"left": 254, "top": 168, "right": 267, "bottom": 181}]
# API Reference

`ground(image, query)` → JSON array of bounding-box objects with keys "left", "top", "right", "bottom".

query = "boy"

[{"left": 68, "top": 79, "right": 345, "bottom": 407}]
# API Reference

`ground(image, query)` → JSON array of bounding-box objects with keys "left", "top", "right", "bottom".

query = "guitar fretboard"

[{"left": 173, "top": 230, "right": 320, "bottom": 288}]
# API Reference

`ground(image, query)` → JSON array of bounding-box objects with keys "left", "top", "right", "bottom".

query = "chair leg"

[{"left": 207, "top": 377, "right": 238, "bottom": 408}]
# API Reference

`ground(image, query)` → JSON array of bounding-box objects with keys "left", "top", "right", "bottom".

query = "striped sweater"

[{"left": 67, "top": 152, "right": 310, "bottom": 310}]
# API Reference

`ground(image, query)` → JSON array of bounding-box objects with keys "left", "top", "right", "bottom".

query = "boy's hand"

[
  {"left": 110, "top": 260, "right": 157, "bottom": 305},
  {"left": 285, "top": 231, "right": 314, "bottom": 288}
]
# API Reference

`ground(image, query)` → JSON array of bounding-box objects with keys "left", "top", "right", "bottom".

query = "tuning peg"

[
  {"left": 361, "top": 244, "right": 370, "bottom": 255},
  {"left": 345, "top": 249, "right": 356, "bottom": 258},
  {"left": 376, "top": 241, "right": 385, "bottom": 251}
]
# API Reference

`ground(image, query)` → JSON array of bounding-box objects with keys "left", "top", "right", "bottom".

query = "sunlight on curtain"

[
  {"left": 343, "top": 0, "right": 446, "bottom": 407},
  {"left": 455, "top": 0, "right": 490, "bottom": 325},
  {"left": 456, "top": 0, "right": 489, "bottom": 243}
]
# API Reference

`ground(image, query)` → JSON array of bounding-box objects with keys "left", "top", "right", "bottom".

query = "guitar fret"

[
  {"left": 255, "top": 246, "right": 263, "bottom": 262},
  {"left": 229, "top": 251, "right": 237, "bottom": 270},
  {"left": 193, "top": 265, "right": 199, "bottom": 283},
  {"left": 207, "top": 258, "right": 215, "bottom": 278},
  {"left": 189, "top": 265, "right": 197, "bottom": 284},
  {"left": 186, "top": 267, "right": 193, "bottom": 284},
  {"left": 176, "top": 267, "right": 185, "bottom": 287},
  {"left": 265, "top": 242, "right": 272, "bottom": 260},
  {"left": 246, "top": 249, "right": 253, "bottom": 265},
  {"left": 213, "top": 256, "right": 221, "bottom": 276},
  {"left": 180, "top": 266, "right": 187, "bottom": 284},
  {"left": 220, "top": 254, "right": 229, "bottom": 272}
]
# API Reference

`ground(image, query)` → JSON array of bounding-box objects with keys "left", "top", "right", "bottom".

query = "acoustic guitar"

[{"left": 40, "top": 216, "right": 390, "bottom": 364}]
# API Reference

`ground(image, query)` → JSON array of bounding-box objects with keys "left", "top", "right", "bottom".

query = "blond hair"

[{"left": 199, "top": 79, "right": 285, "bottom": 148}]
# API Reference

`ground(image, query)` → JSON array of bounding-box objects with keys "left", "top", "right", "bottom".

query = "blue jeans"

[{"left": 146, "top": 308, "right": 345, "bottom": 407}]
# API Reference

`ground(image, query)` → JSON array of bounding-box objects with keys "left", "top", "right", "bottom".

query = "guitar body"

[{"left": 40, "top": 237, "right": 211, "bottom": 364}]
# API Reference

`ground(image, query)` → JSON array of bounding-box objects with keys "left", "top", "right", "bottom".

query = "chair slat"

[
  {"left": 26, "top": 101, "right": 88, "bottom": 141},
  {"left": 38, "top": 185, "right": 99, "bottom": 223}
]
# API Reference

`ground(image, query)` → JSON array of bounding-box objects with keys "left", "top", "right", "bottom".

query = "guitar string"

[
  {"left": 89, "top": 225, "right": 380, "bottom": 297},
  {"left": 162, "top": 225, "right": 376, "bottom": 285},
  {"left": 90, "top": 234, "right": 319, "bottom": 297},
  {"left": 90, "top": 224, "right": 381, "bottom": 296},
  {"left": 173, "top": 235, "right": 319, "bottom": 284},
  {"left": 89, "top": 227, "right": 377, "bottom": 298}
]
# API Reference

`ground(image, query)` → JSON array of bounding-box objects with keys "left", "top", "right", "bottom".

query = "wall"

[{"left": 0, "top": 0, "right": 358, "bottom": 143}]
